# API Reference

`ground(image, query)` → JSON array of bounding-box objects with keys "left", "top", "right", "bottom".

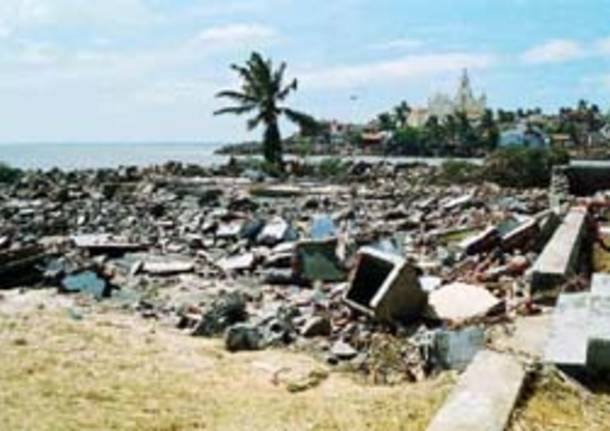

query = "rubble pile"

[{"left": 0, "top": 160, "right": 588, "bottom": 382}]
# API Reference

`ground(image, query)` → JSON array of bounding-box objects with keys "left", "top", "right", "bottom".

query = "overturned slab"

[
  {"left": 544, "top": 292, "right": 589, "bottom": 370},
  {"left": 587, "top": 273, "right": 610, "bottom": 372},
  {"left": 531, "top": 208, "right": 587, "bottom": 291},
  {"left": 344, "top": 247, "right": 426, "bottom": 323},
  {"left": 426, "top": 350, "right": 525, "bottom": 431}
]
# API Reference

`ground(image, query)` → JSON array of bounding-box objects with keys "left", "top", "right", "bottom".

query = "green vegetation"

[
  {"left": 215, "top": 52, "right": 317, "bottom": 168},
  {"left": 0, "top": 162, "right": 22, "bottom": 184},
  {"left": 317, "top": 157, "right": 349, "bottom": 179},
  {"left": 483, "top": 147, "right": 570, "bottom": 188},
  {"left": 435, "top": 160, "right": 484, "bottom": 185}
]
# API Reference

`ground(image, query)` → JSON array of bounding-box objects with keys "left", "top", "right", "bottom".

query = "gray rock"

[
  {"left": 331, "top": 340, "right": 358, "bottom": 360},
  {"left": 301, "top": 316, "right": 332, "bottom": 338},
  {"left": 225, "top": 324, "right": 263, "bottom": 352}
]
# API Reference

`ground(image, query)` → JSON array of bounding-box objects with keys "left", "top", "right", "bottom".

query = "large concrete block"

[
  {"left": 544, "top": 292, "right": 589, "bottom": 370},
  {"left": 344, "top": 247, "right": 427, "bottom": 323},
  {"left": 426, "top": 350, "right": 525, "bottom": 431},
  {"left": 531, "top": 208, "right": 587, "bottom": 291},
  {"left": 587, "top": 273, "right": 610, "bottom": 372}
]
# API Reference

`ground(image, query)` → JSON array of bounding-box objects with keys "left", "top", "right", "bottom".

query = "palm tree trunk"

[{"left": 263, "top": 121, "right": 283, "bottom": 166}]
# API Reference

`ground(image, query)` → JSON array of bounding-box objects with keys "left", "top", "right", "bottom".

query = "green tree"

[
  {"left": 455, "top": 111, "right": 478, "bottom": 156},
  {"left": 392, "top": 126, "right": 421, "bottom": 155},
  {"left": 215, "top": 52, "right": 316, "bottom": 167},
  {"left": 421, "top": 115, "right": 444, "bottom": 155},
  {"left": 377, "top": 112, "right": 395, "bottom": 131},
  {"left": 393, "top": 101, "right": 411, "bottom": 128},
  {"left": 478, "top": 109, "right": 500, "bottom": 151}
]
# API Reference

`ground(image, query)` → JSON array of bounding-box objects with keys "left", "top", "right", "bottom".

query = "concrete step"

[
  {"left": 426, "top": 350, "right": 525, "bottom": 431},
  {"left": 544, "top": 292, "right": 590, "bottom": 370},
  {"left": 531, "top": 207, "right": 587, "bottom": 291}
]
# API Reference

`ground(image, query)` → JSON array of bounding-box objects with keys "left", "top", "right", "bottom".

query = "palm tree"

[{"left": 214, "top": 52, "right": 316, "bottom": 166}]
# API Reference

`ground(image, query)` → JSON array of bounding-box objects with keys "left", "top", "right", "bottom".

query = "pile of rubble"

[{"left": 0, "top": 160, "right": 596, "bottom": 384}]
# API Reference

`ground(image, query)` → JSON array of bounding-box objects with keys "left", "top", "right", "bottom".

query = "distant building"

[
  {"left": 408, "top": 69, "right": 487, "bottom": 127},
  {"left": 551, "top": 133, "right": 575, "bottom": 149},
  {"left": 500, "top": 124, "right": 550, "bottom": 149},
  {"left": 361, "top": 131, "right": 392, "bottom": 154},
  {"left": 407, "top": 107, "right": 430, "bottom": 128}
]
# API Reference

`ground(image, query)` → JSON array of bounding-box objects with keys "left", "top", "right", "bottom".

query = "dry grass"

[
  {"left": 510, "top": 370, "right": 610, "bottom": 431},
  {"left": 0, "top": 308, "right": 454, "bottom": 431}
]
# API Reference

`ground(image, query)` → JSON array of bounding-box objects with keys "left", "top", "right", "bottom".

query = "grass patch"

[
  {"left": 510, "top": 370, "right": 610, "bottom": 430},
  {"left": 0, "top": 308, "right": 454, "bottom": 431}
]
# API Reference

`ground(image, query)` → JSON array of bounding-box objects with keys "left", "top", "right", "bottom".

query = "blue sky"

[{"left": 0, "top": 0, "right": 609, "bottom": 142}]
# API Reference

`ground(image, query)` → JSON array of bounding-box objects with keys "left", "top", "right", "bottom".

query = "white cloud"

[
  {"left": 521, "top": 39, "right": 586, "bottom": 64},
  {"left": 0, "top": 0, "right": 156, "bottom": 36},
  {"left": 300, "top": 52, "right": 496, "bottom": 89},
  {"left": 370, "top": 38, "right": 423, "bottom": 51},
  {"left": 195, "top": 23, "right": 277, "bottom": 46}
]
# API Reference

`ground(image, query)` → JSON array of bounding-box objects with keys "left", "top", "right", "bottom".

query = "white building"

[{"left": 408, "top": 69, "right": 487, "bottom": 127}]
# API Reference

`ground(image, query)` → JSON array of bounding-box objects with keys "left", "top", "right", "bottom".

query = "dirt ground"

[
  {"left": 0, "top": 289, "right": 454, "bottom": 431},
  {"left": 2, "top": 289, "right": 610, "bottom": 431}
]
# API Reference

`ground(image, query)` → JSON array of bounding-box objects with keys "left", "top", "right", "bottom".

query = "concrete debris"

[
  {"left": 143, "top": 260, "right": 194, "bottom": 276},
  {"left": 429, "top": 282, "right": 500, "bottom": 323},
  {"left": 293, "top": 239, "right": 346, "bottom": 284},
  {"left": 331, "top": 340, "right": 358, "bottom": 360},
  {"left": 4, "top": 158, "right": 607, "bottom": 400},
  {"left": 300, "top": 316, "right": 332, "bottom": 337},
  {"left": 426, "top": 350, "right": 526, "bottom": 431},
  {"left": 217, "top": 253, "right": 256, "bottom": 273},
  {"left": 433, "top": 326, "right": 486, "bottom": 371},
  {"left": 0, "top": 245, "right": 47, "bottom": 288},
  {"left": 310, "top": 214, "right": 337, "bottom": 240},
  {"left": 344, "top": 247, "right": 427, "bottom": 324},
  {"left": 531, "top": 207, "right": 588, "bottom": 291},
  {"left": 60, "top": 271, "right": 111, "bottom": 299}
]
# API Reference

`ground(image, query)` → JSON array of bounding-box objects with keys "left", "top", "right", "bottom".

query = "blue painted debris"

[
  {"left": 61, "top": 271, "right": 111, "bottom": 300},
  {"left": 310, "top": 215, "right": 337, "bottom": 240}
]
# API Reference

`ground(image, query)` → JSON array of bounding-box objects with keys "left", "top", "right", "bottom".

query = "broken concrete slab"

[
  {"left": 257, "top": 217, "right": 297, "bottom": 246},
  {"left": 143, "top": 260, "right": 194, "bottom": 276},
  {"left": 586, "top": 273, "right": 610, "bottom": 372},
  {"left": 426, "top": 350, "right": 526, "bottom": 431},
  {"left": 458, "top": 226, "right": 499, "bottom": 256},
  {"left": 428, "top": 282, "right": 500, "bottom": 323},
  {"left": 217, "top": 253, "right": 256, "bottom": 273},
  {"left": 433, "top": 326, "right": 485, "bottom": 371},
  {"left": 72, "top": 234, "right": 146, "bottom": 255},
  {"left": 442, "top": 193, "right": 474, "bottom": 211},
  {"left": 500, "top": 217, "right": 539, "bottom": 251},
  {"left": 531, "top": 207, "right": 587, "bottom": 291},
  {"left": 344, "top": 247, "right": 427, "bottom": 323},
  {"left": 544, "top": 292, "right": 589, "bottom": 370},
  {"left": 293, "top": 239, "right": 346, "bottom": 284}
]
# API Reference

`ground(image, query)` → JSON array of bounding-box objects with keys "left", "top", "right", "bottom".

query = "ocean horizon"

[{"left": 0, "top": 142, "right": 230, "bottom": 170}]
